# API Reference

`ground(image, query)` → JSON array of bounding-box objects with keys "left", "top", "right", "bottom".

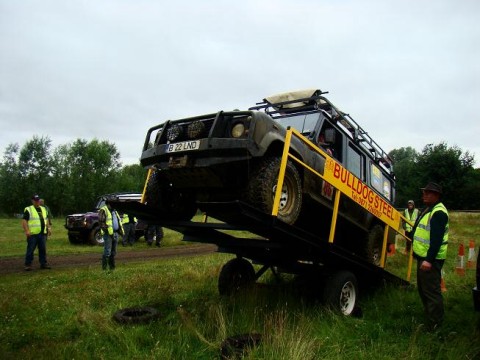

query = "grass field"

[{"left": 1, "top": 213, "right": 480, "bottom": 359}]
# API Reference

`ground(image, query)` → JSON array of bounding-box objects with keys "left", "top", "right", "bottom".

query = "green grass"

[
  {"left": 0, "top": 217, "right": 193, "bottom": 258},
  {"left": 1, "top": 213, "right": 480, "bottom": 359}
]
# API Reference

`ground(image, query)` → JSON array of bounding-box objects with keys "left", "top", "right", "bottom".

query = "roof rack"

[{"left": 249, "top": 89, "right": 394, "bottom": 175}]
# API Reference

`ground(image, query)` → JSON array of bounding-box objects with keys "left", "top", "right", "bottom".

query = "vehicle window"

[
  {"left": 370, "top": 163, "right": 391, "bottom": 201},
  {"left": 346, "top": 144, "right": 364, "bottom": 180},
  {"left": 276, "top": 113, "right": 319, "bottom": 134}
]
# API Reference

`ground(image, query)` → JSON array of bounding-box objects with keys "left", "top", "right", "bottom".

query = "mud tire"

[
  {"left": 246, "top": 157, "right": 302, "bottom": 225},
  {"left": 366, "top": 224, "right": 384, "bottom": 266},
  {"left": 144, "top": 170, "right": 197, "bottom": 221}
]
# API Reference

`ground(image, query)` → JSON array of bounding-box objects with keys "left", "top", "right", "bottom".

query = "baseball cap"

[
  {"left": 407, "top": 200, "right": 414, "bottom": 205},
  {"left": 32, "top": 194, "right": 41, "bottom": 201}
]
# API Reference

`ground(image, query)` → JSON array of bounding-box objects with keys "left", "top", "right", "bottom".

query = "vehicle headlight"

[
  {"left": 166, "top": 125, "right": 182, "bottom": 142},
  {"left": 231, "top": 123, "right": 245, "bottom": 138},
  {"left": 187, "top": 121, "right": 205, "bottom": 139}
]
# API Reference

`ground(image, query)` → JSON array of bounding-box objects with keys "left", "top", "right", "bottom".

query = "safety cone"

[
  {"left": 467, "top": 240, "right": 476, "bottom": 269},
  {"left": 387, "top": 243, "right": 396, "bottom": 256},
  {"left": 440, "top": 269, "right": 447, "bottom": 292},
  {"left": 456, "top": 243, "right": 465, "bottom": 276}
]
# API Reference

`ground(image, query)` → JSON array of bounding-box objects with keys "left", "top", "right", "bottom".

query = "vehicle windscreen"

[{"left": 275, "top": 113, "right": 320, "bottom": 135}]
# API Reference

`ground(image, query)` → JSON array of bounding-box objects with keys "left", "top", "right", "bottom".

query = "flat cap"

[{"left": 421, "top": 182, "right": 442, "bottom": 194}]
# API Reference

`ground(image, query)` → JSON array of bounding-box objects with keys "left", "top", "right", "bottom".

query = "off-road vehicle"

[
  {"left": 64, "top": 192, "right": 145, "bottom": 245},
  {"left": 140, "top": 89, "right": 396, "bottom": 264}
]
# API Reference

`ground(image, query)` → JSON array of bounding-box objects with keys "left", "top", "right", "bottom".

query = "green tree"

[
  {"left": 64, "top": 139, "right": 121, "bottom": 213},
  {"left": 390, "top": 142, "right": 478, "bottom": 210},
  {"left": 389, "top": 147, "right": 419, "bottom": 207},
  {"left": 115, "top": 163, "right": 148, "bottom": 193},
  {"left": 18, "top": 136, "right": 53, "bottom": 203},
  {"left": 0, "top": 144, "right": 22, "bottom": 215}
]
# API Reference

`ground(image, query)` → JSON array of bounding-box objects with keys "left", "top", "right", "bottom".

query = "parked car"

[{"left": 64, "top": 192, "right": 146, "bottom": 245}]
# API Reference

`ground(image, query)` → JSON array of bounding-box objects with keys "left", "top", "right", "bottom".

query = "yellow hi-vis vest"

[
  {"left": 413, "top": 203, "right": 449, "bottom": 259},
  {"left": 121, "top": 214, "right": 137, "bottom": 224},
  {"left": 100, "top": 205, "right": 123, "bottom": 236},
  {"left": 404, "top": 208, "right": 419, "bottom": 231},
  {"left": 24, "top": 205, "right": 48, "bottom": 235}
]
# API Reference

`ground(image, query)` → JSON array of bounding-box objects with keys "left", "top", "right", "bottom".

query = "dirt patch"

[{"left": 0, "top": 244, "right": 217, "bottom": 275}]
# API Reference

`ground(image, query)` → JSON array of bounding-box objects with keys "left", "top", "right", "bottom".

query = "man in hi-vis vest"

[
  {"left": 403, "top": 200, "right": 419, "bottom": 253},
  {"left": 22, "top": 194, "right": 52, "bottom": 271},
  {"left": 98, "top": 198, "right": 124, "bottom": 270},
  {"left": 412, "top": 182, "right": 448, "bottom": 330}
]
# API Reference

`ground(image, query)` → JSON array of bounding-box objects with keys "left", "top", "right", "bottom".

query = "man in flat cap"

[{"left": 411, "top": 182, "right": 449, "bottom": 330}]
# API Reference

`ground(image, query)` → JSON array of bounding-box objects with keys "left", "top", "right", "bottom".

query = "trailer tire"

[
  {"left": 366, "top": 224, "right": 384, "bottom": 266},
  {"left": 145, "top": 170, "right": 197, "bottom": 221},
  {"left": 323, "top": 270, "right": 358, "bottom": 316},
  {"left": 246, "top": 157, "right": 302, "bottom": 225},
  {"left": 218, "top": 258, "right": 255, "bottom": 296}
]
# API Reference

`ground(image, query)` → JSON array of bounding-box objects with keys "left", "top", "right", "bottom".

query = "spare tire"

[{"left": 113, "top": 306, "right": 160, "bottom": 324}]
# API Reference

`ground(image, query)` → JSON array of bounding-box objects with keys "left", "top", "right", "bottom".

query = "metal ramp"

[{"left": 112, "top": 199, "right": 409, "bottom": 287}]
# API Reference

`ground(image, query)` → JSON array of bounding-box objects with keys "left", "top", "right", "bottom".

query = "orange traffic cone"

[
  {"left": 440, "top": 269, "right": 447, "bottom": 292},
  {"left": 456, "top": 243, "right": 465, "bottom": 276},
  {"left": 387, "top": 243, "right": 396, "bottom": 256},
  {"left": 467, "top": 240, "right": 476, "bottom": 269}
]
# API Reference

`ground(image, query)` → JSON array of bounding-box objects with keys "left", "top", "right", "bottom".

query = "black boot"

[
  {"left": 108, "top": 256, "right": 115, "bottom": 270},
  {"left": 102, "top": 256, "right": 108, "bottom": 270}
]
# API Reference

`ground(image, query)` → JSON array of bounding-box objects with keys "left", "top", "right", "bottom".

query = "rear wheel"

[
  {"left": 366, "top": 224, "right": 384, "bottom": 266},
  {"left": 144, "top": 170, "right": 197, "bottom": 221},
  {"left": 246, "top": 157, "right": 302, "bottom": 225},
  {"left": 218, "top": 258, "right": 256, "bottom": 295},
  {"left": 323, "top": 270, "right": 358, "bottom": 316}
]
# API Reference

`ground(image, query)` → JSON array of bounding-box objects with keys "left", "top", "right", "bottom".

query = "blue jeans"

[
  {"left": 103, "top": 233, "right": 118, "bottom": 257},
  {"left": 25, "top": 233, "right": 47, "bottom": 266}
]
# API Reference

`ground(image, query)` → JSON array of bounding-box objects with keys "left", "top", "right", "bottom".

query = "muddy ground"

[{"left": 0, "top": 244, "right": 217, "bottom": 275}]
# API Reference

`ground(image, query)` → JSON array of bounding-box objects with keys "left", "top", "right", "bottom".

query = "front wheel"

[
  {"left": 246, "top": 157, "right": 302, "bottom": 225},
  {"left": 89, "top": 226, "right": 104, "bottom": 246},
  {"left": 144, "top": 170, "right": 197, "bottom": 221},
  {"left": 323, "top": 270, "right": 358, "bottom": 316}
]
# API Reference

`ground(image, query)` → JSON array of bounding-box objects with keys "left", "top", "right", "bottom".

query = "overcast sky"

[{"left": 1, "top": 0, "right": 479, "bottom": 167}]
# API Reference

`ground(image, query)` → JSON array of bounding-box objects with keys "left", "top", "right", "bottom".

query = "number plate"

[{"left": 166, "top": 140, "right": 200, "bottom": 153}]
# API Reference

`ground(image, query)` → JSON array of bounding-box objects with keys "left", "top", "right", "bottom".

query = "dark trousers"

[
  {"left": 416, "top": 259, "right": 444, "bottom": 327},
  {"left": 25, "top": 233, "right": 47, "bottom": 266}
]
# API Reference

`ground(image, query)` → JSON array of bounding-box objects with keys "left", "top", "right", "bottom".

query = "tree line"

[
  {"left": 0, "top": 136, "right": 479, "bottom": 218},
  {"left": 0, "top": 136, "right": 146, "bottom": 217},
  {"left": 389, "top": 142, "right": 480, "bottom": 209}
]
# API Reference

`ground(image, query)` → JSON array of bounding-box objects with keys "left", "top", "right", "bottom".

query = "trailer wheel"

[
  {"left": 145, "top": 170, "right": 197, "bottom": 221},
  {"left": 366, "top": 224, "right": 384, "bottom": 266},
  {"left": 218, "top": 258, "right": 255, "bottom": 295},
  {"left": 323, "top": 270, "right": 358, "bottom": 316},
  {"left": 246, "top": 157, "right": 302, "bottom": 225},
  {"left": 89, "top": 226, "right": 104, "bottom": 246}
]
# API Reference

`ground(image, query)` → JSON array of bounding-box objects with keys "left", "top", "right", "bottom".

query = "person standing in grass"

[
  {"left": 403, "top": 199, "right": 419, "bottom": 253},
  {"left": 121, "top": 213, "right": 137, "bottom": 246},
  {"left": 412, "top": 182, "right": 449, "bottom": 330},
  {"left": 98, "top": 198, "right": 124, "bottom": 270},
  {"left": 22, "top": 194, "right": 51, "bottom": 271}
]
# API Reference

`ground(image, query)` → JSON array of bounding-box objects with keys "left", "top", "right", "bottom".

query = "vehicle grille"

[
  {"left": 66, "top": 217, "right": 87, "bottom": 228},
  {"left": 161, "top": 118, "right": 215, "bottom": 144}
]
